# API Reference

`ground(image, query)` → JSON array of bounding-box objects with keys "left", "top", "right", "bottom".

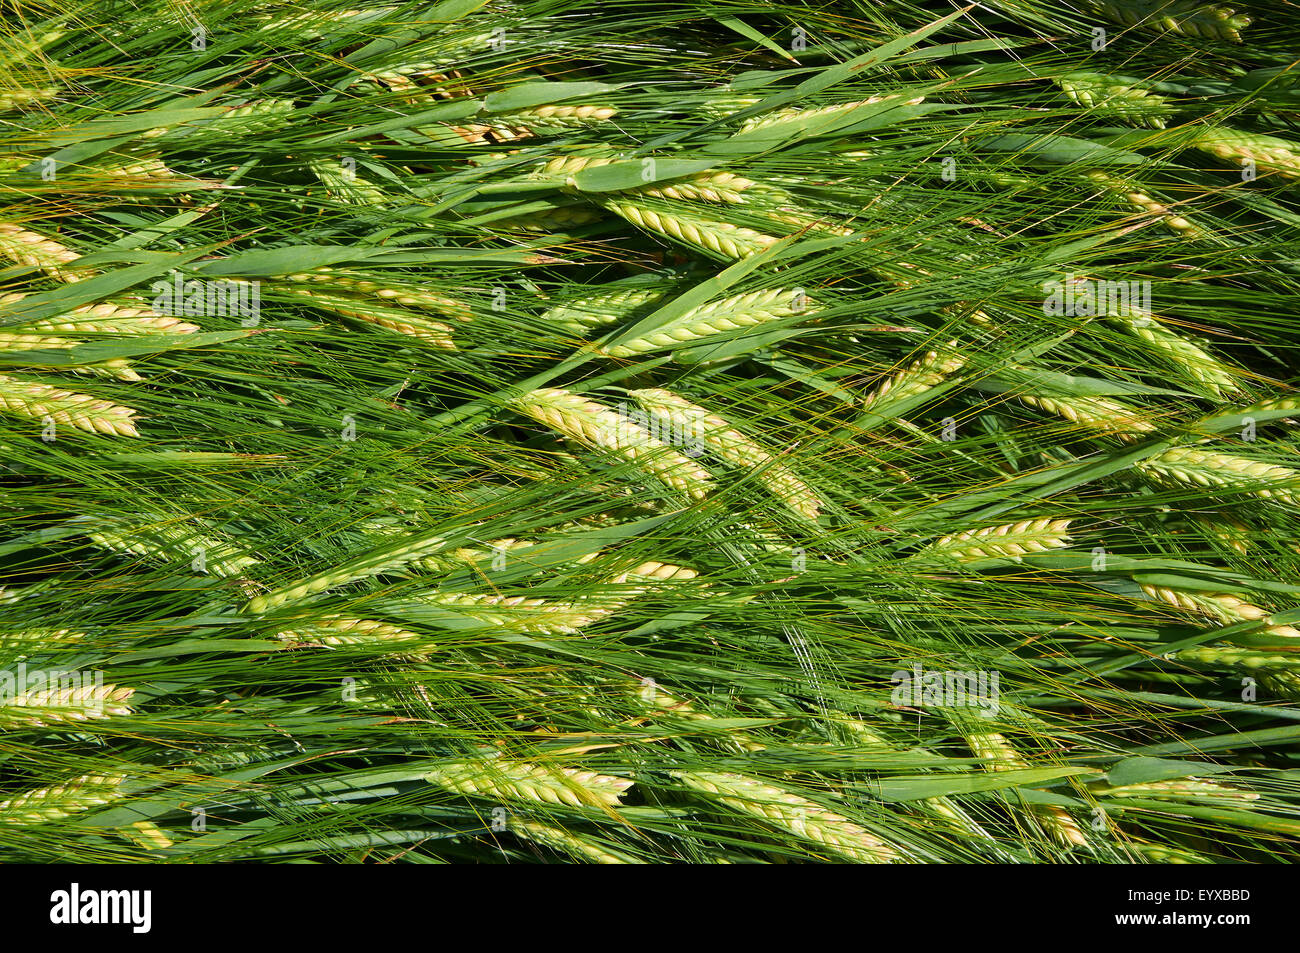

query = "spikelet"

[
  {"left": 274, "top": 615, "right": 425, "bottom": 650},
  {"left": 423, "top": 759, "right": 633, "bottom": 808},
  {"left": 1083, "top": 170, "right": 1202, "bottom": 236},
  {"left": 629, "top": 682, "right": 766, "bottom": 753},
  {"left": 285, "top": 287, "right": 457, "bottom": 348},
  {"left": 737, "top": 94, "right": 925, "bottom": 134},
  {"left": 1110, "top": 313, "right": 1242, "bottom": 398},
  {"left": 629, "top": 387, "right": 822, "bottom": 519},
  {"left": 507, "top": 104, "right": 619, "bottom": 127},
  {"left": 673, "top": 770, "right": 900, "bottom": 863},
  {"left": 0, "top": 374, "right": 139, "bottom": 436},
  {"left": 1140, "top": 584, "right": 1300, "bottom": 638},
  {"left": 602, "top": 200, "right": 780, "bottom": 260},
  {"left": 1019, "top": 392, "right": 1156, "bottom": 440},
  {"left": 0, "top": 682, "right": 135, "bottom": 728},
  {"left": 962, "top": 731, "right": 1088, "bottom": 848},
  {"left": 1057, "top": 72, "right": 1171, "bottom": 128},
  {"left": 1136, "top": 446, "right": 1300, "bottom": 506},
  {"left": 534, "top": 155, "right": 616, "bottom": 179},
  {"left": 1188, "top": 125, "right": 1300, "bottom": 180},
  {"left": 636, "top": 170, "right": 764, "bottom": 204},
  {"left": 539, "top": 287, "right": 667, "bottom": 334},
  {"left": 498, "top": 205, "right": 605, "bottom": 232},
  {"left": 929, "top": 518, "right": 1074, "bottom": 563},
  {"left": 281, "top": 271, "right": 471, "bottom": 320},
  {"left": 861, "top": 346, "right": 964, "bottom": 412},
  {"left": 510, "top": 819, "right": 640, "bottom": 863},
  {"left": 1087, "top": 1, "right": 1250, "bottom": 43},
  {"left": 1133, "top": 843, "right": 1213, "bottom": 864},
  {"left": 0, "top": 332, "right": 141, "bottom": 381},
  {"left": 82, "top": 517, "right": 259, "bottom": 578},
  {"left": 698, "top": 94, "right": 763, "bottom": 120},
  {"left": 149, "top": 98, "right": 295, "bottom": 139},
  {"left": 2, "top": 296, "right": 200, "bottom": 335},
  {"left": 246, "top": 532, "right": 449, "bottom": 613},
  {"left": 0, "top": 774, "right": 124, "bottom": 825},
  {"left": 600, "top": 289, "right": 817, "bottom": 357},
  {"left": 0, "top": 223, "right": 90, "bottom": 282},
  {"left": 509, "top": 387, "right": 714, "bottom": 498}
]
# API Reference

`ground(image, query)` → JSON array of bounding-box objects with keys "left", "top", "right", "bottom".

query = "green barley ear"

[
  {"left": 1172, "top": 644, "right": 1300, "bottom": 699},
  {"left": 281, "top": 271, "right": 472, "bottom": 320},
  {"left": 1083, "top": 170, "right": 1203, "bottom": 237},
  {"left": 0, "top": 683, "right": 135, "bottom": 729},
  {"left": 926, "top": 518, "right": 1074, "bottom": 563},
  {"left": 1110, "top": 313, "right": 1243, "bottom": 399},
  {"left": 0, "top": 333, "right": 142, "bottom": 381},
  {"left": 509, "top": 819, "right": 642, "bottom": 864},
  {"left": 2, "top": 296, "right": 201, "bottom": 335},
  {"left": 0, "top": 374, "right": 139, "bottom": 436},
  {"left": 539, "top": 287, "right": 670, "bottom": 334},
  {"left": 423, "top": 758, "right": 633, "bottom": 808},
  {"left": 284, "top": 286, "right": 458, "bottom": 348},
  {"left": 1057, "top": 72, "right": 1172, "bottom": 128},
  {"left": 417, "top": 590, "right": 629, "bottom": 635},
  {"left": 1018, "top": 392, "right": 1156, "bottom": 441},
  {"left": 508, "top": 387, "right": 714, "bottom": 498},
  {"left": 601, "top": 200, "right": 780, "bottom": 260},
  {"left": 1140, "top": 584, "right": 1300, "bottom": 639},
  {"left": 0, "top": 774, "right": 125, "bottom": 826},
  {"left": 630, "top": 386, "right": 823, "bottom": 519},
  {"left": 78, "top": 515, "right": 259, "bottom": 578},
  {"left": 1188, "top": 125, "right": 1300, "bottom": 180},
  {"left": 961, "top": 731, "right": 1089, "bottom": 848},
  {"left": 673, "top": 770, "right": 901, "bottom": 862},
  {"left": 736, "top": 94, "right": 925, "bottom": 134},
  {"left": 861, "top": 345, "right": 965, "bottom": 413},
  {"left": 600, "top": 289, "right": 818, "bottom": 358},
  {"left": 274, "top": 615, "right": 427, "bottom": 652},
  {"left": 1136, "top": 447, "right": 1300, "bottom": 507},
  {"left": 0, "top": 223, "right": 91, "bottom": 282},
  {"left": 307, "top": 157, "right": 390, "bottom": 206},
  {"left": 1087, "top": 1, "right": 1250, "bottom": 43},
  {"left": 1093, "top": 777, "right": 1259, "bottom": 802}
]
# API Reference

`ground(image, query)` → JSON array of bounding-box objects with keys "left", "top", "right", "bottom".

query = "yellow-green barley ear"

[
  {"left": 672, "top": 770, "right": 901, "bottom": 862},
  {"left": 423, "top": 758, "right": 633, "bottom": 808},
  {"left": 926, "top": 517, "right": 1073, "bottom": 563},
  {"left": 78, "top": 515, "right": 260, "bottom": 578},
  {"left": 1188, "top": 125, "right": 1300, "bottom": 180},
  {"left": 508, "top": 387, "right": 714, "bottom": 499},
  {"left": 539, "top": 287, "right": 670, "bottom": 334},
  {"left": 509, "top": 819, "right": 643, "bottom": 863},
  {"left": 1136, "top": 446, "right": 1300, "bottom": 507},
  {"left": 601, "top": 199, "right": 780, "bottom": 260},
  {"left": 0, "top": 774, "right": 125, "bottom": 826},
  {"left": 273, "top": 615, "right": 426, "bottom": 652},
  {"left": 0, "top": 683, "right": 135, "bottom": 729},
  {"left": 0, "top": 223, "right": 91, "bottom": 282},
  {"left": 1, "top": 295, "right": 201, "bottom": 334},
  {"left": 307, "top": 157, "right": 390, "bottom": 206},
  {"left": 630, "top": 386, "right": 823, "bottom": 519},
  {"left": 1109, "top": 313, "right": 1243, "bottom": 399},
  {"left": 959, "top": 730, "right": 1089, "bottom": 849},
  {"left": 281, "top": 271, "right": 472, "bottom": 320},
  {"left": 0, "top": 374, "right": 139, "bottom": 436},
  {"left": 1083, "top": 170, "right": 1204, "bottom": 237},
  {"left": 0, "top": 332, "right": 142, "bottom": 381},
  {"left": 861, "top": 345, "right": 965, "bottom": 413},
  {"left": 1140, "top": 584, "right": 1300, "bottom": 639},
  {"left": 285, "top": 286, "right": 458, "bottom": 348},
  {"left": 1018, "top": 392, "right": 1156, "bottom": 441},
  {"left": 601, "top": 288, "right": 817, "bottom": 358}
]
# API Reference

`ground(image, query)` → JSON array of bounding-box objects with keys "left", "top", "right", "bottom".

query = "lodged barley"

[
  {"left": 1136, "top": 446, "right": 1300, "bottom": 506},
  {"left": 0, "top": 774, "right": 124, "bottom": 826},
  {"left": 601, "top": 289, "right": 818, "bottom": 358},
  {"left": 0, "top": 682, "right": 135, "bottom": 729},
  {"left": 602, "top": 200, "right": 780, "bottom": 260},
  {"left": 928, "top": 518, "right": 1074, "bottom": 563},
  {"left": 0, "top": 374, "right": 139, "bottom": 436},
  {"left": 0, "top": 223, "right": 90, "bottom": 282},
  {"left": 630, "top": 387, "right": 823, "bottom": 519},
  {"left": 674, "top": 770, "right": 900, "bottom": 863},
  {"left": 423, "top": 758, "right": 633, "bottom": 808},
  {"left": 509, "top": 387, "right": 714, "bottom": 498}
]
